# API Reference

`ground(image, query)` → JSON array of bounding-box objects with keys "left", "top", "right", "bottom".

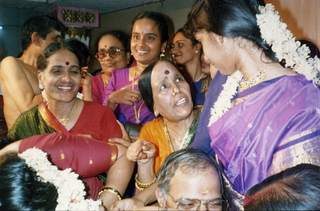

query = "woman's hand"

[
  {"left": 109, "top": 120, "right": 132, "bottom": 147},
  {"left": 108, "top": 88, "right": 142, "bottom": 107},
  {"left": 126, "top": 139, "right": 156, "bottom": 164}
]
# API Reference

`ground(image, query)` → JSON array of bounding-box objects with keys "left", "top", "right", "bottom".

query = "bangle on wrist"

[
  {"left": 98, "top": 187, "right": 122, "bottom": 200},
  {"left": 135, "top": 173, "right": 157, "bottom": 191}
]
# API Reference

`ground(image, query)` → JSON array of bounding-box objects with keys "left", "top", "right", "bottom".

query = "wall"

[
  {"left": 266, "top": 0, "right": 319, "bottom": 47},
  {"left": 0, "top": 8, "right": 44, "bottom": 61}
]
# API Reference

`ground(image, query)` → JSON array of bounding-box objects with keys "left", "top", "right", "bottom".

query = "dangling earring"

[
  {"left": 76, "top": 92, "right": 83, "bottom": 99},
  {"left": 159, "top": 49, "right": 165, "bottom": 60},
  {"left": 42, "top": 90, "right": 48, "bottom": 103},
  {"left": 154, "top": 109, "right": 159, "bottom": 117},
  {"left": 39, "top": 84, "right": 44, "bottom": 89}
]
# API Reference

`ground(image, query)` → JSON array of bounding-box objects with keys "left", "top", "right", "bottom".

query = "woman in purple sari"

[
  {"left": 102, "top": 11, "right": 169, "bottom": 128},
  {"left": 186, "top": 0, "right": 320, "bottom": 208}
]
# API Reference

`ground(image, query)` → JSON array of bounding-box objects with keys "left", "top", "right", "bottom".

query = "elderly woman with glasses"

[{"left": 82, "top": 30, "right": 131, "bottom": 104}]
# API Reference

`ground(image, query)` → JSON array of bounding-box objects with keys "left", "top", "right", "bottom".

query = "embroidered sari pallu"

[
  {"left": 208, "top": 75, "right": 320, "bottom": 195},
  {"left": 19, "top": 132, "right": 118, "bottom": 199}
]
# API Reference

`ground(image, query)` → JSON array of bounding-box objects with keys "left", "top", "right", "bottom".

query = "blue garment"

[
  {"left": 191, "top": 71, "right": 227, "bottom": 156},
  {"left": 193, "top": 80, "right": 205, "bottom": 106}
]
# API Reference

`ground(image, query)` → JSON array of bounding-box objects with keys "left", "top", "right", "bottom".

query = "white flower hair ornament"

[
  {"left": 19, "top": 148, "right": 101, "bottom": 210},
  {"left": 208, "top": 3, "right": 320, "bottom": 127},
  {"left": 257, "top": 4, "right": 320, "bottom": 84}
]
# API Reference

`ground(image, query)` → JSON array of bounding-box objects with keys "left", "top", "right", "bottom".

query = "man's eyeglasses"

[
  {"left": 95, "top": 49, "right": 126, "bottom": 59},
  {"left": 167, "top": 193, "right": 228, "bottom": 210}
]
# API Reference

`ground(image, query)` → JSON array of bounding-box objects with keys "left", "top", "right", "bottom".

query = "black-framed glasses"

[
  {"left": 167, "top": 193, "right": 228, "bottom": 210},
  {"left": 95, "top": 48, "right": 126, "bottom": 59}
]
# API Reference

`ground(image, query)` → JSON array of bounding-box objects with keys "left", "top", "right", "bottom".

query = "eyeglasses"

[
  {"left": 167, "top": 193, "right": 228, "bottom": 211},
  {"left": 95, "top": 49, "right": 126, "bottom": 59}
]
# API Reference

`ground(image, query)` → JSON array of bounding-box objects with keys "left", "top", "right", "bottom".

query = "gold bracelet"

[
  {"left": 135, "top": 173, "right": 157, "bottom": 189},
  {"left": 98, "top": 187, "right": 122, "bottom": 200}
]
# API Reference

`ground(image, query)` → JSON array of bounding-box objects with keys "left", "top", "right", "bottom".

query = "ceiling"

[{"left": 0, "top": 0, "right": 163, "bottom": 14}]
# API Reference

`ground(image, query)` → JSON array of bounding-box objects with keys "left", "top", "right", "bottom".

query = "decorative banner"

[
  {"left": 47, "top": 6, "right": 99, "bottom": 27},
  {"left": 47, "top": 6, "right": 99, "bottom": 39}
]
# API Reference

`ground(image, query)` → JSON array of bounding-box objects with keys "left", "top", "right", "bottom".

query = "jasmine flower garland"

[
  {"left": 208, "top": 3, "right": 320, "bottom": 126},
  {"left": 257, "top": 4, "right": 320, "bottom": 84},
  {"left": 19, "top": 148, "right": 101, "bottom": 210},
  {"left": 208, "top": 70, "right": 243, "bottom": 126}
]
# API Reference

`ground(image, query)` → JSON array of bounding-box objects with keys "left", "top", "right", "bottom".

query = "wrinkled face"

[
  {"left": 171, "top": 32, "right": 198, "bottom": 65},
  {"left": 166, "top": 167, "right": 223, "bottom": 211},
  {"left": 195, "top": 30, "right": 235, "bottom": 75},
  {"left": 39, "top": 49, "right": 82, "bottom": 103},
  {"left": 96, "top": 34, "right": 128, "bottom": 74},
  {"left": 151, "top": 61, "right": 193, "bottom": 122},
  {"left": 39, "top": 28, "right": 61, "bottom": 50},
  {"left": 131, "top": 18, "right": 166, "bottom": 65}
]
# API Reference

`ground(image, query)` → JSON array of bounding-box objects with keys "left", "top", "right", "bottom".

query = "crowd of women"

[{"left": 0, "top": 0, "right": 319, "bottom": 210}]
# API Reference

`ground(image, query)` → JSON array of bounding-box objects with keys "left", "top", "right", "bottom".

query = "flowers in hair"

[
  {"left": 208, "top": 3, "right": 320, "bottom": 127},
  {"left": 257, "top": 4, "right": 320, "bottom": 84},
  {"left": 19, "top": 148, "right": 101, "bottom": 210},
  {"left": 208, "top": 70, "right": 243, "bottom": 127}
]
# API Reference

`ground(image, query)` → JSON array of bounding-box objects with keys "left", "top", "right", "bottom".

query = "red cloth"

[
  {"left": 19, "top": 132, "right": 118, "bottom": 199},
  {"left": 70, "top": 101, "right": 122, "bottom": 142}
]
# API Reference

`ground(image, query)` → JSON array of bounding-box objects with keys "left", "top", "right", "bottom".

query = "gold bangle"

[
  {"left": 135, "top": 180, "right": 145, "bottom": 191},
  {"left": 98, "top": 187, "right": 122, "bottom": 200},
  {"left": 135, "top": 173, "right": 157, "bottom": 188}
]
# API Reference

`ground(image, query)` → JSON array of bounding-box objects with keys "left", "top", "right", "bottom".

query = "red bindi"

[
  {"left": 165, "top": 70, "right": 170, "bottom": 75},
  {"left": 65, "top": 61, "right": 69, "bottom": 65}
]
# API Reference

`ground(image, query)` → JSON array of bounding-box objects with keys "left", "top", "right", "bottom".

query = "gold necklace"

[
  {"left": 131, "top": 67, "right": 144, "bottom": 123},
  {"left": 195, "top": 73, "right": 205, "bottom": 82},
  {"left": 239, "top": 69, "right": 266, "bottom": 90},
  {"left": 57, "top": 100, "right": 78, "bottom": 128},
  {"left": 163, "top": 120, "right": 192, "bottom": 152},
  {"left": 165, "top": 124, "right": 188, "bottom": 144}
]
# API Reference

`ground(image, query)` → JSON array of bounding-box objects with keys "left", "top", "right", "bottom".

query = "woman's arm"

[
  {"left": 99, "top": 144, "right": 135, "bottom": 211},
  {"left": 0, "top": 140, "right": 22, "bottom": 157}
]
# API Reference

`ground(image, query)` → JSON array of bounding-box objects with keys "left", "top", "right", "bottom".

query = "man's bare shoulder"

[
  {"left": 0, "top": 56, "right": 31, "bottom": 78},
  {"left": 1, "top": 56, "right": 19, "bottom": 65}
]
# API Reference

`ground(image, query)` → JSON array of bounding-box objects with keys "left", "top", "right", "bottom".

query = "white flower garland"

[
  {"left": 208, "top": 70, "right": 242, "bottom": 126},
  {"left": 208, "top": 3, "right": 320, "bottom": 126},
  {"left": 257, "top": 4, "right": 320, "bottom": 84},
  {"left": 19, "top": 148, "right": 101, "bottom": 210}
]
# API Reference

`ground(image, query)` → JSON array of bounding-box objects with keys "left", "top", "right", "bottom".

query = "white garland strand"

[
  {"left": 208, "top": 70, "right": 243, "bottom": 127},
  {"left": 208, "top": 3, "right": 320, "bottom": 127},
  {"left": 257, "top": 4, "right": 320, "bottom": 84},
  {"left": 19, "top": 148, "right": 101, "bottom": 210}
]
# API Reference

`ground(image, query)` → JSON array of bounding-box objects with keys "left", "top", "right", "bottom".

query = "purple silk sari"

[
  {"left": 102, "top": 68, "right": 155, "bottom": 125},
  {"left": 208, "top": 75, "right": 320, "bottom": 195}
]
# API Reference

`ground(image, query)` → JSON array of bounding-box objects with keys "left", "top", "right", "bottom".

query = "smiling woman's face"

[
  {"left": 39, "top": 48, "right": 82, "bottom": 103},
  {"left": 151, "top": 61, "right": 193, "bottom": 122},
  {"left": 130, "top": 18, "right": 166, "bottom": 65}
]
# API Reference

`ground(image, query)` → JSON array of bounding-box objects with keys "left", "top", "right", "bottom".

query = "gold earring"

[
  {"left": 195, "top": 50, "right": 199, "bottom": 54},
  {"left": 160, "top": 49, "right": 165, "bottom": 59}
]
